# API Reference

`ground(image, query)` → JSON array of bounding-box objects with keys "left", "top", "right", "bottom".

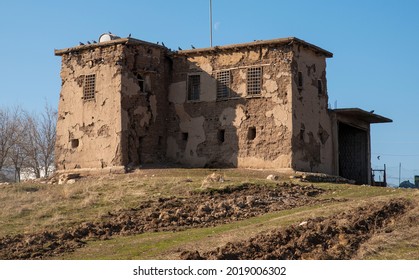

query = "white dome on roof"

[{"left": 99, "top": 33, "right": 121, "bottom": 43}]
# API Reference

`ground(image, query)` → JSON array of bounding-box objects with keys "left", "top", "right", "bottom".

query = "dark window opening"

[
  {"left": 71, "top": 139, "right": 79, "bottom": 149},
  {"left": 247, "top": 67, "right": 262, "bottom": 95},
  {"left": 300, "top": 124, "right": 305, "bottom": 141},
  {"left": 187, "top": 74, "right": 200, "bottom": 101},
  {"left": 297, "top": 72, "right": 303, "bottom": 88},
  {"left": 218, "top": 129, "right": 225, "bottom": 143},
  {"left": 158, "top": 136, "right": 163, "bottom": 146},
  {"left": 317, "top": 79, "right": 323, "bottom": 95},
  {"left": 83, "top": 74, "right": 96, "bottom": 101},
  {"left": 247, "top": 127, "right": 256, "bottom": 140},
  {"left": 136, "top": 74, "right": 144, "bottom": 92},
  {"left": 182, "top": 132, "right": 189, "bottom": 141}
]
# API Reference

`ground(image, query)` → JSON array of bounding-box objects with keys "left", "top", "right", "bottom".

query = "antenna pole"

[
  {"left": 399, "top": 162, "right": 401, "bottom": 186},
  {"left": 210, "top": 0, "right": 213, "bottom": 47}
]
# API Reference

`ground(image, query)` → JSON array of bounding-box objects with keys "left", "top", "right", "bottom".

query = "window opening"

[
  {"left": 297, "top": 72, "right": 303, "bottom": 88},
  {"left": 317, "top": 79, "right": 323, "bottom": 95},
  {"left": 136, "top": 74, "right": 144, "bottom": 92},
  {"left": 182, "top": 132, "right": 189, "bottom": 141},
  {"left": 71, "top": 139, "right": 79, "bottom": 149},
  {"left": 247, "top": 67, "right": 262, "bottom": 96},
  {"left": 217, "top": 129, "right": 225, "bottom": 143},
  {"left": 216, "top": 70, "right": 231, "bottom": 99},
  {"left": 83, "top": 74, "right": 96, "bottom": 101},
  {"left": 247, "top": 127, "right": 256, "bottom": 140},
  {"left": 187, "top": 74, "right": 200, "bottom": 101}
]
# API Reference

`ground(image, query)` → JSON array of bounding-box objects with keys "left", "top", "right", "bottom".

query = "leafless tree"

[
  {"left": 6, "top": 110, "right": 27, "bottom": 182},
  {"left": 0, "top": 107, "right": 21, "bottom": 172},
  {"left": 0, "top": 104, "right": 56, "bottom": 181},
  {"left": 21, "top": 104, "right": 57, "bottom": 178}
]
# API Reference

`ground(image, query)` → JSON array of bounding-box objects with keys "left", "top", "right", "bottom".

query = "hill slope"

[{"left": 0, "top": 168, "right": 418, "bottom": 260}]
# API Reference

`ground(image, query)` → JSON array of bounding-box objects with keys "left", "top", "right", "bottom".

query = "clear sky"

[{"left": 0, "top": 0, "right": 418, "bottom": 185}]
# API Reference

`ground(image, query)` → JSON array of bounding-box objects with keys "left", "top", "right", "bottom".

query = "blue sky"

[{"left": 0, "top": 0, "right": 418, "bottom": 185}]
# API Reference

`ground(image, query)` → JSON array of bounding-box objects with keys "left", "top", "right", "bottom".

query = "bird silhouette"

[
  {"left": 377, "top": 156, "right": 381, "bottom": 160},
  {"left": 128, "top": 33, "right": 131, "bottom": 38},
  {"left": 162, "top": 42, "right": 165, "bottom": 47},
  {"left": 87, "top": 41, "right": 91, "bottom": 44},
  {"left": 108, "top": 31, "right": 111, "bottom": 34},
  {"left": 178, "top": 47, "right": 182, "bottom": 50},
  {"left": 92, "top": 40, "right": 97, "bottom": 43},
  {"left": 79, "top": 42, "right": 85, "bottom": 45},
  {"left": 370, "top": 110, "right": 375, "bottom": 113},
  {"left": 191, "top": 45, "right": 196, "bottom": 49},
  {"left": 156, "top": 41, "right": 159, "bottom": 45}
]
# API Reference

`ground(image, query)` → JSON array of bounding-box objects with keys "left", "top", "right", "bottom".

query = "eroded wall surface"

[
  {"left": 119, "top": 44, "right": 170, "bottom": 165},
  {"left": 55, "top": 45, "right": 124, "bottom": 170},
  {"left": 167, "top": 45, "right": 295, "bottom": 169},
  {"left": 291, "top": 45, "right": 334, "bottom": 174}
]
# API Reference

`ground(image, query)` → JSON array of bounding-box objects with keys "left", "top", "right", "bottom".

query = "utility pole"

[
  {"left": 399, "top": 162, "right": 401, "bottom": 186},
  {"left": 210, "top": 0, "right": 213, "bottom": 47}
]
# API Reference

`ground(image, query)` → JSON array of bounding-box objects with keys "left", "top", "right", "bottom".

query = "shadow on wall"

[{"left": 166, "top": 56, "right": 247, "bottom": 168}]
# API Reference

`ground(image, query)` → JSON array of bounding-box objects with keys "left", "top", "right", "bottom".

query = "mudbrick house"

[{"left": 54, "top": 34, "right": 391, "bottom": 184}]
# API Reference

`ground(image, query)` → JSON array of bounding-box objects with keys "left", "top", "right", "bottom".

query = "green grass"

[{"left": 1, "top": 168, "right": 418, "bottom": 259}]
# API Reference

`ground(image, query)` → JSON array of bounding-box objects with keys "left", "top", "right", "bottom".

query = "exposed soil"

[
  {"left": 0, "top": 182, "right": 326, "bottom": 259},
  {"left": 180, "top": 198, "right": 412, "bottom": 260}
]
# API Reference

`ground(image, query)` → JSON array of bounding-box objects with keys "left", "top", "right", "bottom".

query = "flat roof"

[
  {"left": 55, "top": 36, "right": 333, "bottom": 57},
  {"left": 333, "top": 108, "right": 392, "bottom": 123},
  {"left": 178, "top": 37, "right": 333, "bottom": 57},
  {"left": 54, "top": 38, "right": 164, "bottom": 56}
]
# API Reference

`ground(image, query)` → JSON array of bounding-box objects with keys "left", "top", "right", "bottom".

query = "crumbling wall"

[
  {"left": 167, "top": 45, "right": 294, "bottom": 169},
  {"left": 291, "top": 45, "right": 334, "bottom": 174},
  {"left": 55, "top": 45, "right": 124, "bottom": 170},
  {"left": 119, "top": 44, "right": 170, "bottom": 166}
]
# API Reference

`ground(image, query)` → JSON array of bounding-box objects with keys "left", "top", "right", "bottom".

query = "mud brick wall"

[
  {"left": 291, "top": 45, "right": 334, "bottom": 174},
  {"left": 55, "top": 44, "right": 125, "bottom": 170},
  {"left": 119, "top": 44, "right": 171, "bottom": 165},
  {"left": 167, "top": 45, "right": 296, "bottom": 169}
]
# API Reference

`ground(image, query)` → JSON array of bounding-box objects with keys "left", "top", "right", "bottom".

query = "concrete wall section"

[{"left": 55, "top": 45, "right": 124, "bottom": 170}]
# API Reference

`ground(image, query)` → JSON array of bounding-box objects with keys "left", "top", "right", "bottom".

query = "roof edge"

[
  {"left": 177, "top": 37, "right": 333, "bottom": 57},
  {"left": 54, "top": 38, "right": 165, "bottom": 56},
  {"left": 332, "top": 108, "right": 392, "bottom": 124}
]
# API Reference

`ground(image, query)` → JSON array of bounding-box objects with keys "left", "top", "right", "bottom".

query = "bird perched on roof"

[
  {"left": 92, "top": 40, "right": 97, "bottom": 43},
  {"left": 162, "top": 42, "right": 166, "bottom": 47},
  {"left": 191, "top": 45, "right": 195, "bottom": 49},
  {"left": 79, "top": 42, "right": 85, "bottom": 45},
  {"left": 128, "top": 33, "right": 131, "bottom": 38},
  {"left": 370, "top": 110, "right": 375, "bottom": 113},
  {"left": 87, "top": 41, "right": 91, "bottom": 44},
  {"left": 178, "top": 47, "right": 182, "bottom": 50}
]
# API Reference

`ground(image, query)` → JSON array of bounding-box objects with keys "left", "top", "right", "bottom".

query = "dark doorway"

[{"left": 338, "top": 122, "right": 368, "bottom": 184}]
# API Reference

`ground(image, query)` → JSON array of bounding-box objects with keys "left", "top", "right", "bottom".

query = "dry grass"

[
  {"left": 0, "top": 168, "right": 284, "bottom": 237},
  {"left": 1, "top": 168, "right": 418, "bottom": 260}
]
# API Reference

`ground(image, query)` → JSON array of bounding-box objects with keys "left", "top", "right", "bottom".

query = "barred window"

[
  {"left": 83, "top": 74, "right": 96, "bottom": 101},
  {"left": 247, "top": 67, "right": 262, "bottom": 95},
  {"left": 216, "top": 70, "right": 231, "bottom": 99},
  {"left": 187, "top": 74, "right": 200, "bottom": 101}
]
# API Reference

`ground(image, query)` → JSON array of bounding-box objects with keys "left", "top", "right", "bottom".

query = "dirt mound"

[
  {"left": 180, "top": 198, "right": 412, "bottom": 260},
  {"left": 0, "top": 183, "right": 324, "bottom": 259}
]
